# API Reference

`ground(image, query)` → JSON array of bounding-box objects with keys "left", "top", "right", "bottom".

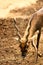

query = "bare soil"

[{"left": 0, "top": 0, "right": 43, "bottom": 65}]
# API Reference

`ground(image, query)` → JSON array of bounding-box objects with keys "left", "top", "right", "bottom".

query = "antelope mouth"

[{"left": 20, "top": 43, "right": 29, "bottom": 57}]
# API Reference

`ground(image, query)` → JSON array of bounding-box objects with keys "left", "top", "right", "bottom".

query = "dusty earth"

[{"left": 0, "top": 0, "right": 43, "bottom": 65}]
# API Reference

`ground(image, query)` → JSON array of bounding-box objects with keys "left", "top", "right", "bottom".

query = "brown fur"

[{"left": 20, "top": 8, "right": 43, "bottom": 59}]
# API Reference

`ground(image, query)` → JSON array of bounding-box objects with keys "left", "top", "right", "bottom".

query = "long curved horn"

[
  {"left": 20, "top": 23, "right": 30, "bottom": 43},
  {"left": 20, "top": 14, "right": 34, "bottom": 43},
  {"left": 14, "top": 19, "right": 22, "bottom": 40},
  {"left": 15, "top": 24, "right": 22, "bottom": 39}
]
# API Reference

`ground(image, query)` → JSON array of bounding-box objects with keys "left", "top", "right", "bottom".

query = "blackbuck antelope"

[
  {"left": 19, "top": 8, "right": 43, "bottom": 58},
  {"left": 15, "top": 8, "right": 43, "bottom": 61}
]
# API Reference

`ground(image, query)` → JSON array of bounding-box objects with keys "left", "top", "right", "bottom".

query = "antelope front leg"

[
  {"left": 36, "top": 29, "right": 41, "bottom": 62},
  {"left": 28, "top": 31, "right": 38, "bottom": 49},
  {"left": 31, "top": 34, "right": 38, "bottom": 52},
  {"left": 28, "top": 34, "right": 38, "bottom": 63},
  {"left": 32, "top": 39, "right": 37, "bottom": 52},
  {"left": 28, "top": 30, "right": 39, "bottom": 51},
  {"left": 28, "top": 37, "right": 37, "bottom": 52}
]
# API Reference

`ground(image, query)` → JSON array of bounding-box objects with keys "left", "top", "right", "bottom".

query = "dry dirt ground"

[{"left": 0, "top": 0, "right": 43, "bottom": 65}]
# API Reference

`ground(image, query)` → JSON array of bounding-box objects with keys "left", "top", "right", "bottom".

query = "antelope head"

[
  {"left": 14, "top": 19, "right": 30, "bottom": 57},
  {"left": 19, "top": 23, "right": 30, "bottom": 57}
]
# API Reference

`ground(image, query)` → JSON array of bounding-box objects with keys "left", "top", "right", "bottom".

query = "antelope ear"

[{"left": 14, "top": 37, "right": 19, "bottom": 41}]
